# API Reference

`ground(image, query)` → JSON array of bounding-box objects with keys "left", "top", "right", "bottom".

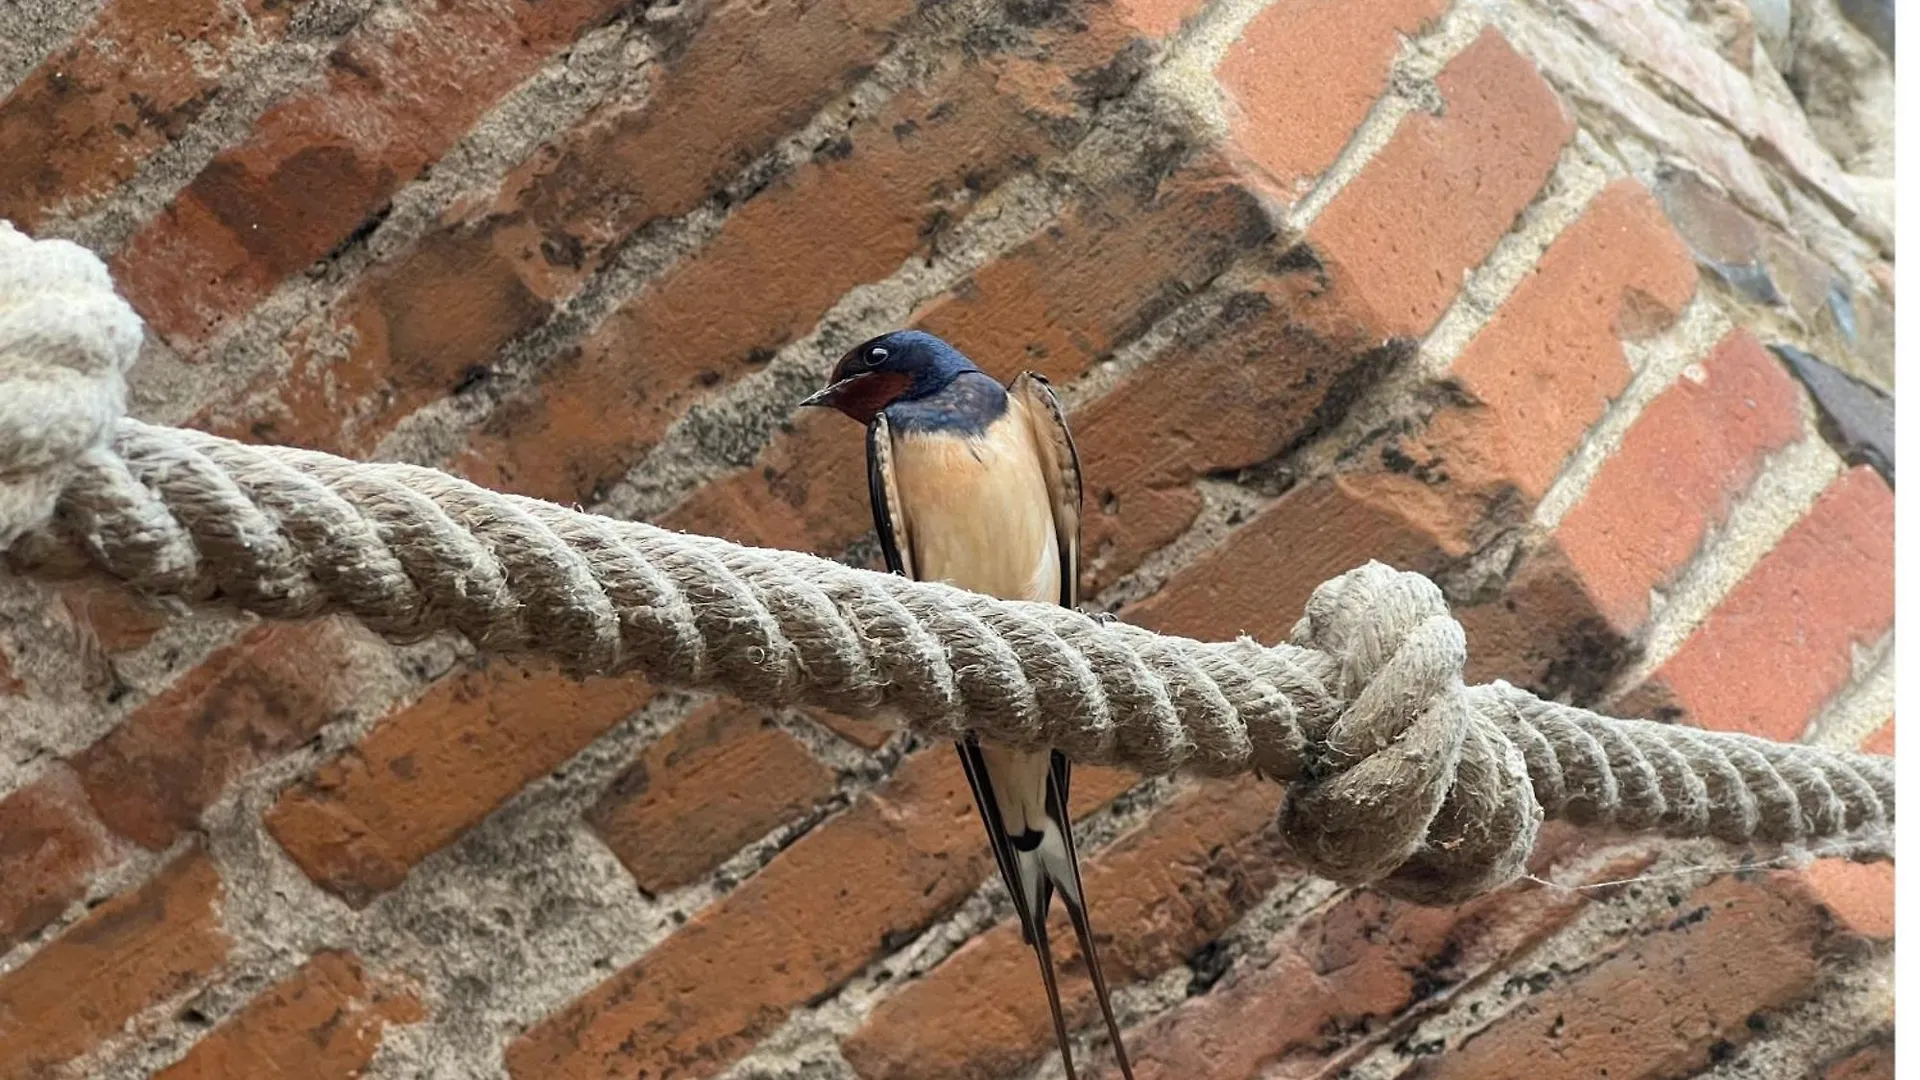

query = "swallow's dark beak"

[{"left": 797, "top": 379, "right": 853, "bottom": 409}]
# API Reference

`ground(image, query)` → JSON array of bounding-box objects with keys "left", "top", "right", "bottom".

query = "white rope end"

[{"left": 0, "top": 219, "right": 144, "bottom": 548}]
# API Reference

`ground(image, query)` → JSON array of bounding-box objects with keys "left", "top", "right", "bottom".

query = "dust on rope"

[{"left": 0, "top": 220, "right": 1892, "bottom": 908}]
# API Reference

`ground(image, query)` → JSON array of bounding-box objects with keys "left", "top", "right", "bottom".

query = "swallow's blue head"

[{"left": 800, "top": 330, "right": 983, "bottom": 424}]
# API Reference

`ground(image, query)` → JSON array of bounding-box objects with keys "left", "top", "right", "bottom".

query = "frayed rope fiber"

[{"left": 0, "top": 221, "right": 1892, "bottom": 906}]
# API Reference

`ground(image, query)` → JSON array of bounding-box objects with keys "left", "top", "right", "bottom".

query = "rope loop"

[
  {"left": 1279, "top": 563, "right": 1542, "bottom": 904},
  {"left": 0, "top": 222, "right": 143, "bottom": 549}
]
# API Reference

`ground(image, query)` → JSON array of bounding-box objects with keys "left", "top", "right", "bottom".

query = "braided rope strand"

[
  {"left": 3, "top": 420, "right": 1888, "bottom": 904},
  {"left": 0, "top": 221, "right": 1893, "bottom": 906}
]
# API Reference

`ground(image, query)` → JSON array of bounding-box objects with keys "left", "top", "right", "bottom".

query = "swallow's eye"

[{"left": 868, "top": 346, "right": 888, "bottom": 366}]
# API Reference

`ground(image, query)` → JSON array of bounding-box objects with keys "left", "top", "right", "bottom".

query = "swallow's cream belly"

[{"left": 888, "top": 405, "right": 1061, "bottom": 606}]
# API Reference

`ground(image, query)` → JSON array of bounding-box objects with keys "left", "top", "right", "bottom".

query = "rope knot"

[
  {"left": 1276, "top": 561, "right": 1542, "bottom": 904},
  {"left": 0, "top": 221, "right": 142, "bottom": 548}
]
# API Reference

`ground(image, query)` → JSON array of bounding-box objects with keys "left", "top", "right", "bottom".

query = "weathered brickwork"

[{"left": 0, "top": 0, "right": 1892, "bottom": 1076}]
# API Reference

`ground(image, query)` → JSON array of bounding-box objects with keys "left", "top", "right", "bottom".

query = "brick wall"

[{"left": 0, "top": 0, "right": 1894, "bottom": 1077}]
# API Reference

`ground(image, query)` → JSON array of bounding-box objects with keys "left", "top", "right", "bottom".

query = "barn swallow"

[{"left": 802, "top": 330, "right": 1134, "bottom": 1079}]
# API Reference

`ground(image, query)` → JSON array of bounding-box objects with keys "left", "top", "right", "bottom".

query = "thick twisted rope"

[{"left": 0, "top": 223, "right": 1893, "bottom": 905}]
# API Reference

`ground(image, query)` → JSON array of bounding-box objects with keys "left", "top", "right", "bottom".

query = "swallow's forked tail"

[{"left": 954, "top": 737, "right": 1136, "bottom": 1080}]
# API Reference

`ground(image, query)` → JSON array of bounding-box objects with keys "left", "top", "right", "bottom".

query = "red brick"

[
  {"left": 1126, "top": 474, "right": 1454, "bottom": 644},
  {"left": 1865, "top": 262, "right": 1894, "bottom": 303},
  {"left": 194, "top": 4, "right": 1204, "bottom": 467},
  {"left": 1062, "top": 766, "right": 1143, "bottom": 820},
  {"left": 1110, "top": 0, "right": 1210, "bottom": 38},
  {"left": 1556, "top": 329, "right": 1806, "bottom": 631},
  {"left": 1360, "top": 180, "right": 1699, "bottom": 548},
  {"left": 842, "top": 778, "right": 1287, "bottom": 1080},
  {"left": 1445, "top": 180, "right": 1698, "bottom": 494},
  {"left": 1306, "top": 30, "right": 1575, "bottom": 340},
  {"left": 1144, "top": 500, "right": 1627, "bottom": 713},
  {"left": 1163, "top": 123, "right": 1693, "bottom": 674},
  {"left": 1419, "top": 876, "right": 1832, "bottom": 1080},
  {"left": 506, "top": 749, "right": 988, "bottom": 1080},
  {"left": 202, "top": 217, "right": 558, "bottom": 456},
  {"left": 1074, "top": 258, "right": 1406, "bottom": 593},
  {"left": 0, "top": 850, "right": 229, "bottom": 1079},
  {"left": 0, "top": 765, "right": 115, "bottom": 952},
  {"left": 457, "top": 65, "right": 1057, "bottom": 505},
  {"left": 662, "top": 167, "right": 1271, "bottom": 557},
  {"left": 508, "top": 748, "right": 1133, "bottom": 1080},
  {"left": 0, "top": 0, "right": 307, "bottom": 229},
  {"left": 1823, "top": 1041, "right": 1895, "bottom": 1080},
  {"left": 59, "top": 581, "right": 173, "bottom": 654},
  {"left": 154, "top": 951, "right": 424, "bottom": 1080},
  {"left": 1795, "top": 859, "right": 1893, "bottom": 940},
  {"left": 72, "top": 621, "right": 361, "bottom": 850},
  {"left": 462, "top": 8, "right": 1257, "bottom": 510},
  {"left": 909, "top": 165, "right": 1270, "bottom": 386},
  {"left": 1453, "top": 540, "right": 1633, "bottom": 701},
  {"left": 112, "top": 0, "right": 627, "bottom": 347},
  {"left": 809, "top": 708, "right": 896, "bottom": 751},
  {"left": 267, "top": 660, "right": 656, "bottom": 906},
  {"left": 1116, "top": 863, "right": 1641, "bottom": 1080},
  {"left": 194, "top": 0, "right": 920, "bottom": 457},
  {"left": 509, "top": 0, "right": 918, "bottom": 288},
  {"left": 629, "top": 406, "right": 868, "bottom": 555},
  {"left": 588, "top": 700, "right": 836, "bottom": 893},
  {"left": 205, "top": 0, "right": 1194, "bottom": 462},
  {"left": 1861, "top": 720, "right": 1893, "bottom": 756},
  {"left": 972, "top": 3, "right": 1202, "bottom": 133},
  {"left": 1643, "top": 466, "right": 1894, "bottom": 742},
  {"left": 1071, "top": 125, "right": 1653, "bottom": 601},
  {"left": 1216, "top": 0, "right": 1450, "bottom": 199},
  {"left": 1606, "top": 677, "right": 1682, "bottom": 725}
]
